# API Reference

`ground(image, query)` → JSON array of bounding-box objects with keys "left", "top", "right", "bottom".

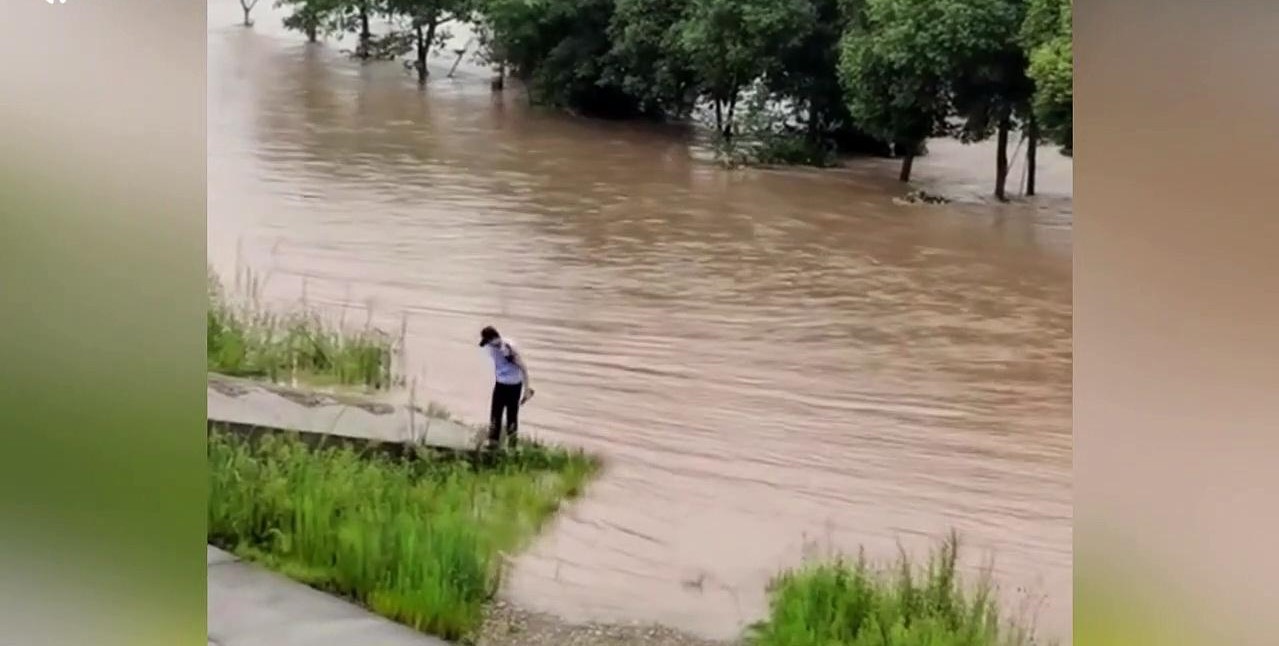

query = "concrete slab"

[
  {"left": 208, "top": 545, "right": 239, "bottom": 565},
  {"left": 208, "top": 545, "right": 448, "bottom": 646},
  {"left": 207, "top": 373, "right": 479, "bottom": 451}
]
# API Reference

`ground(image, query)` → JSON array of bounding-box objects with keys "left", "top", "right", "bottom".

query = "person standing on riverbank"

[{"left": 479, "top": 325, "right": 533, "bottom": 449}]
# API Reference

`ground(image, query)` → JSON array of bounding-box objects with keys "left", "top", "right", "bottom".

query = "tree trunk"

[
  {"left": 492, "top": 61, "right": 506, "bottom": 91},
  {"left": 725, "top": 94, "right": 738, "bottom": 140},
  {"left": 899, "top": 152, "right": 915, "bottom": 182},
  {"left": 412, "top": 20, "right": 433, "bottom": 85},
  {"left": 714, "top": 101, "right": 724, "bottom": 138},
  {"left": 807, "top": 90, "right": 822, "bottom": 141},
  {"left": 241, "top": 1, "right": 254, "bottom": 27},
  {"left": 422, "top": 19, "right": 437, "bottom": 82},
  {"left": 306, "top": 21, "right": 318, "bottom": 42},
  {"left": 358, "top": 2, "right": 371, "bottom": 59},
  {"left": 994, "top": 109, "right": 1011, "bottom": 201},
  {"left": 1026, "top": 113, "right": 1039, "bottom": 197}
]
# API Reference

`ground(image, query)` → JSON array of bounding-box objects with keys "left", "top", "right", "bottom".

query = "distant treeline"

[{"left": 257, "top": 0, "right": 1073, "bottom": 198}]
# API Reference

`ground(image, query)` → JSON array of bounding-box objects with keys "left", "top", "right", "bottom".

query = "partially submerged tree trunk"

[
  {"left": 413, "top": 24, "right": 427, "bottom": 82},
  {"left": 1026, "top": 113, "right": 1039, "bottom": 197},
  {"left": 806, "top": 89, "right": 826, "bottom": 144},
  {"left": 423, "top": 18, "right": 438, "bottom": 82},
  {"left": 413, "top": 17, "right": 436, "bottom": 85},
  {"left": 492, "top": 61, "right": 506, "bottom": 91},
  {"left": 994, "top": 108, "right": 1012, "bottom": 201},
  {"left": 306, "top": 22, "right": 318, "bottom": 43},
  {"left": 240, "top": 0, "right": 258, "bottom": 27},
  {"left": 899, "top": 151, "right": 915, "bottom": 182},
  {"left": 725, "top": 94, "right": 738, "bottom": 141},
  {"left": 358, "top": 2, "right": 372, "bottom": 59}
]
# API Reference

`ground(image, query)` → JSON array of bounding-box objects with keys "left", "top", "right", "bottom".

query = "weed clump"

[
  {"left": 748, "top": 532, "right": 1042, "bottom": 646},
  {"left": 207, "top": 269, "right": 397, "bottom": 389}
]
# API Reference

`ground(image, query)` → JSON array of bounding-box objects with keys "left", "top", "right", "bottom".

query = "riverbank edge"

[
  {"left": 210, "top": 540, "right": 735, "bottom": 646},
  {"left": 206, "top": 371, "right": 613, "bottom": 642}
]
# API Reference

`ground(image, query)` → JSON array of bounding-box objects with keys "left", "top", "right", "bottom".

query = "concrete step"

[{"left": 207, "top": 373, "right": 478, "bottom": 451}]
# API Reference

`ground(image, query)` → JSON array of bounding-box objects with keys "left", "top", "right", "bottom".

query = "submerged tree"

[
  {"left": 476, "top": 0, "right": 644, "bottom": 117},
  {"left": 838, "top": 1, "right": 944, "bottom": 182},
  {"left": 1022, "top": 0, "right": 1072, "bottom": 156},
  {"left": 764, "top": 0, "right": 889, "bottom": 157},
  {"left": 329, "top": 0, "right": 381, "bottom": 58},
  {"left": 950, "top": 0, "right": 1033, "bottom": 200},
  {"left": 240, "top": 0, "right": 261, "bottom": 26},
  {"left": 839, "top": 0, "right": 1019, "bottom": 183},
  {"left": 385, "top": 0, "right": 472, "bottom": 84},
  {"left": 277, "top": 0, "right": 341, "bottom": 42},
  {"left": 602, "top": 0, "right": 700, "bottom": 119},
  {"left": 676, "top": 0, "right": 814, "bottom": 140}
]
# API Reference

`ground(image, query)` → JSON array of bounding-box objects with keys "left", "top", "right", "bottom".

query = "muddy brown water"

[{"left": 209, "top": 1, "right": 1072, "bottom": 642}]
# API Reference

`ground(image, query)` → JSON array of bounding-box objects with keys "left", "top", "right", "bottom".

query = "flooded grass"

[
  {"left": 207, "top": 269, "right": 398, "bottom": 390},
  {"left": 747, "top": 532, "right": 1043, "bottom": 646},
  {"left": 207, "top": 430, "right": 600, "bottom": 641}
]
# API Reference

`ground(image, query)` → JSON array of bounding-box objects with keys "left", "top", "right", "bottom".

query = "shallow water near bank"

[{"left": 208, "top": 0, "right": 1072, "bottom": 641}]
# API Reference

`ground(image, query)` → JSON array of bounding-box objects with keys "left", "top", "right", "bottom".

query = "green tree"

[
  {"left": 764, "top": 0, "right": 889, "bottom": 156},
  {"left": 473, "top": 0, "right": 554, "bottom": 81},
  {"left": 385, "top": 0, "right": 473, "bottom": 84},
  {"left": 602, "top": 0, "right": 699, "bottom": 119},
  {"left": 676, "top": 0, "right": 814, "bottom": 139},
  {"left": 476, "top": 0, "right": 642, "bottom": 116},
  {"left": 331, "top": 0, "right": 381, "bottom": 58},
  {"left": 277, "top": 0, "right": 342, "bottom": 42},
  {"left": 950, "top": 0, "right": 1033, "bottom": 200},
  {"left": 838, "top": 0, "right": 1013, "bottom": 182},
  {"left": 1021, "top": 0, "right": 1072, "bottom": 155}
]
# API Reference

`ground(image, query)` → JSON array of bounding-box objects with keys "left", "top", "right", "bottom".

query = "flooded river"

[{"left": 208, "top": 1, "right": 1072, "bottom": 641}]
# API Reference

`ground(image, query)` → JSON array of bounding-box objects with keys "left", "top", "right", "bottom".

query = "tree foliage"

[
  {"left": 950, "top": 1, "right": 1031, "bottom": 141},
  {"left": 945, "top": 0, "right": 1034, "bottom": 199},
  {"left": 476, "top": 0, "right": 644, "bottom": 116},
  {"left": 1022, "top": 0, "right": 1072, "bottom": 153},
  {"left": 838, "top": 0, "right": 1025, "bottom": 182},
  {"left": 277, "top": 0, "right": 343, "bottom": 42},
  {"left": 675, "top": 0, "right": 814, "bottom": 137},
  {"left": 330, "top": 0, "right": 382, "bottom": 58},
  {"left": 602, "top": 0, "right": 699, "bottom": 118},
  {"left": 763, "top": 0, "right": 890, "bottom": 156},
  {"left": 384, "top": 0, "right": 473, "bottom": 82}
]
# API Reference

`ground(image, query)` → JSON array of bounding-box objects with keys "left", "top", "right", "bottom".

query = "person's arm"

[{"left": 508, "top": 344, "right": 533, "bottom": 398}]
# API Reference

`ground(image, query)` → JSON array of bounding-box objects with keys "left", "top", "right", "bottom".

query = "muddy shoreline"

[{"left": 476, "top": 601, "right": 740, "bottom": 646}]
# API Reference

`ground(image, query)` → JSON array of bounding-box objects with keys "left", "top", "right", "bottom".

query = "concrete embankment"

[
  {"left": 207, "top": 372, "right": 478, "bottom": 452},
  {"left": 208, "top": 546, "right": 449, "bottom": 646}
]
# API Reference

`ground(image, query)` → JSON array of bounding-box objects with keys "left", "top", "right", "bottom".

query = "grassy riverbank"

[
  {"left": 208, "top": 430, "right": 599, "bottom": 640},
  {"left": 207, "top": 269, "right": 398, "bottom": 389},
  {"left": 747, "top": 533, "right": 1041, "bottom": 646}
]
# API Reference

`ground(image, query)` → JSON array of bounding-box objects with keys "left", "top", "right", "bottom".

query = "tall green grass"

[
  {"left": 748, "top": 532, "right": 1043, "bottom": 646},
  {"left": 207, "top": 430, "right": 599, "bottom": 641},
  {"left": 207, "top": 269, "right": 398, "bottom": 389}
]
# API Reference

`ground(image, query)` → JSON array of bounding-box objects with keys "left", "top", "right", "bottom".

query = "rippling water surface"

[{"left": 209, "top": 1, "right": 1073, "bottom": 640}]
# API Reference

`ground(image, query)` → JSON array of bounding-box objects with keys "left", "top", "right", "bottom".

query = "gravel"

[{"left": 474, "top": 601, "right": 743, "bottom": 646}]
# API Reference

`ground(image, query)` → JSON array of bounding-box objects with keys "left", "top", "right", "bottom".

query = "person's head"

[{"left": 479, "top": 325, "right": 500, "bottom": 348}]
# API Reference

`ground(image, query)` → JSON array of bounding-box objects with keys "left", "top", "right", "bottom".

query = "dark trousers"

[{"left": 488, "top": 381, "right": 522, "bottom": 446}]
